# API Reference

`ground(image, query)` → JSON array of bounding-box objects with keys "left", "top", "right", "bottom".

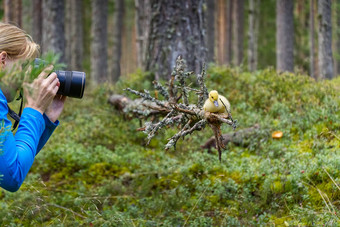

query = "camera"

[{"left": 34, "top": 58, "right": 86, "bottom": 99}]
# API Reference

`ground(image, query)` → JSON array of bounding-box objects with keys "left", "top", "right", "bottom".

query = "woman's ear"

[{"left": 0, "top": 51, "right": 8, "bottom": 67}]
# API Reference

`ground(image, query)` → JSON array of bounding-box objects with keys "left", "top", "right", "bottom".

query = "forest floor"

[{"left": 0, "top": 67, "right": 339, "bottom": 226}]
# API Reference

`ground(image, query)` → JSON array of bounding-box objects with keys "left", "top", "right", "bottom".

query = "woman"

[{"left": 0, "top": 23, "right": 66, "bottom": 192}]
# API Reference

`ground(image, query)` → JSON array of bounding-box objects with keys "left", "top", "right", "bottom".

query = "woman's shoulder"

[{"left": 0, "top": 88, "right": 7, "bottom": 102}]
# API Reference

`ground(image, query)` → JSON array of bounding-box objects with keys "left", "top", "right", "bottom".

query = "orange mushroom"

[{"left": 272, "top": 131, "right": 283, "bottom": 139}]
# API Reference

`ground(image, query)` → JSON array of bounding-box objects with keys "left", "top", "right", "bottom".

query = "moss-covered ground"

[{"left": 0, "top": 67, "right": 339, "bottom": 226}]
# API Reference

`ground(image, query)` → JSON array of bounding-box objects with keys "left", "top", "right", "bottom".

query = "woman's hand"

[
  {"left": 45, "top": 95, "right": 67, "bottom": 122},
  {"left": 24, "top": 65, "right": 60, "bottom": 115}
]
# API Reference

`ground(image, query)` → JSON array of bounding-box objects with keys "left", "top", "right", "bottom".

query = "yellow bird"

[{"left": 203, "top": 90, "right": 231, "bottom": 114}]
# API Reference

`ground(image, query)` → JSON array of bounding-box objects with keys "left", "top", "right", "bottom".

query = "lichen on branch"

[{"left": 125, "top": 56, "right": 237, "bottom": 161}]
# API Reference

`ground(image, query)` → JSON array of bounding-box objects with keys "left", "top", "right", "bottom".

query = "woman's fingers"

[{"left": 38, "top": 65, "right": 54, "bottom": 79}]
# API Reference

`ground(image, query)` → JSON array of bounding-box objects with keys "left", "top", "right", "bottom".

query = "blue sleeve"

[
  {"left": 36, "top": 114, "right": 59, "bottom": 154},
  {"left": 0, "top": 89, "right": 53, "bottom": 192}
]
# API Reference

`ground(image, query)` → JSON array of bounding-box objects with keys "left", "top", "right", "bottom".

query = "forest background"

[{"left": 0, "top": 0, "right": 339, "bottom": 226}]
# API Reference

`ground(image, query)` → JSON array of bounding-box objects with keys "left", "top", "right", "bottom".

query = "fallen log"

[{"left": 201, "top": 124, "right": 260, "bottom": 152}]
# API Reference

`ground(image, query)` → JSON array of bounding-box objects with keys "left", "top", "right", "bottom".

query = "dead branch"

[{"left": 120, "top": 56, "right": 238, "bottom": 160}]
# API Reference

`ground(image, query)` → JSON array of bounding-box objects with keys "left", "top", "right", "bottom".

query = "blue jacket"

[{"left": 0, "top": 88, "right": 58, "bottom": 192}]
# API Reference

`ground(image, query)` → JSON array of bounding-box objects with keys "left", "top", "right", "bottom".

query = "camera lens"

[{"left": 55, "top": 70, "right": 86, "bottom": 99}]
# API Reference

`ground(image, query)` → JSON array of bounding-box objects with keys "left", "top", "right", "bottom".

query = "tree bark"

[
  {"left": 336, "top": 1, "right": 340, "bottom": 77},
  {"left": 276, "top": 0, "right": 294, "bottom": 73},
  {"left": 206, "top": 0, "right": 215, "bottom": 63},
  {"left": 91, "top": 0, "right": 108, "bottom": 84},
  {"left": 135, "top": 0, "right": 151, "bottom": 69},
  {"left": 64, "top": 0, "right": 72, "bottom": 67},
  {"left": 112, "top": 0, "right": 124, "bottom": 82},
  {"left": 318, "top": 0, "right": 333, "bottom": 79},
  {"left": 145, "top": 0, "right": 206, "bottom": 80},
  {"left": 310, "top": 0, "right": 315, "bottom": 78},
  {"left": 233, "top": 0, "right": 244, "bottom": 66},
  {"left": 32, "top": 0, "right": 43, "bottom": 46},
  {"left": 217, "top": 0, "right": 226, "bottom": 65},
  {"left": 248, "top": 0, "right": 258, "bottom": 71},
  {"left": 4, "top": 0, "right": 21, "bottom": 27},
  {"left": 225, "top": 0, "right": 233, "bottom": 65},
  {"left": 42, "top": 0, "right": 65, "bottom": 63},
  {"left": 70, "top": 0, "right": 83, "bottom": 70}
]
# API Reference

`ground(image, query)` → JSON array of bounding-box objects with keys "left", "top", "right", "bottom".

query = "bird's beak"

[{"left": 214, "top": 100, "right": 219, "bottom": 107}]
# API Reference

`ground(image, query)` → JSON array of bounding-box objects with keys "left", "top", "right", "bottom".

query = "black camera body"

[{"left": 34, "top": 58, "right": 86, "bottom": 99}]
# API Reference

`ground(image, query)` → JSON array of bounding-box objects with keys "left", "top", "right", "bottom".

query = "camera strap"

[{"left": 7, "top": 91, "right": 23, "bottom": 131}]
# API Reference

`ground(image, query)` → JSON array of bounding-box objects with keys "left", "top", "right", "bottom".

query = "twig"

[
  {"left": 183, "top": 186, "right": 208, "bottom": 227},
  {"left": 45, "top": 203, "right": 86, "bottom": 219}
]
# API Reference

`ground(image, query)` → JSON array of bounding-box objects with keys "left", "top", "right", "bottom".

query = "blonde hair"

[{"left": 0, "top": 22, "right": 39, "bottom": 60}]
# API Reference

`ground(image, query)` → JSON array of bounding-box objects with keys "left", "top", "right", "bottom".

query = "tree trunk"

[
  {"left": 310, "top": 0, "right": 315, "bottom": 78},
  {"left": 42, "top": 0, "right": 65, "bottom": 63},
  {"left": 276, "top": 0, "right": 294, "bottom": 73},
  {"left": 70, "top": 0, "right": 83, "bottom": 70},
  {"left": 4, "top": 0, "right": 21, "bottom": 27},
  {"left": 206, "top": 0, "right": 215, "bottom": 63},
  {"left": 112, "top": 0, "right": 124, "bottom": 82},
  {"left": 233, "top": 0, "right": 244, "bottom": 66},
  {"left": 145, "top": 0, "right": 206, "bottom": 80},
  {"left": 318, "top": 0, "right": 333, "bottom": 79},
  {"left": 336, "top": 1, "right": 340, "bottom": 77},
  {"left": 91, "top": 0, "right": 108, "bottom": 84},
  {"left": 135, "top": 0, "right": 151, "bottom": 69},
  {"left": 64, "top": 0, "right": 72, "bottom": 67},
  {"left": 32, "top": 0, "right": 43, "bottom": 46},
  {"left": 217, "top": 0, "right": 226, "bottom": 65},
  {"left": 225, "top": 0, "right": 233, "bottom": 65},
  {"left": 248, "top": 0, "right": 257, "bottom": 71}
]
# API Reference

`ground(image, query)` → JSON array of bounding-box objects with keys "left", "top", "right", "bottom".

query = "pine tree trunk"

[
  {"left": 310, "top": 0, "right": 315, "bottom": 78},
  {"left": 91, "top": 0, "right": 108, "bottom": 84},
  {"left": 145, "top": 0, "right": 206, "bottom": 80},
  {"left": 206, "top": 0, "right": 215, "bottom": 63},
  {"left": 14, "top": 0, "right": 22, "bottom": 27},
  {"left": 112, "top": 0, "right": 124, "bottom": 82},
  {"left": 233, "top": 0, "right": 244, "bottom": 66},
  {"left": 42, "top": 0, "right": 65, "bottom": 63},
  {"left": 276, "top": 0, "right": 294, "bottom": 73},
  {"left": 335, "top": 0, "right": 340, "bottom": 77},
  {"left": 225, "top": 0, "right": 233, "bottom": 65},
  {"left": 70, "top": 0, "right": 83, "bottom": 70},
  {"left": 135, "top": 0, "right": 151, "bottom": 69},
  {"left": 32, "top": 0, "right": 43, "bottom": 46},
  {"left": 318, "top": 0, "right": 333, "bottom": 79},
  {"left": 4, "top": 0, "right": 21, "bottom": 26},
  {"left": 248, "top": 0, "right": 256, "bottom": 71},
  {"left": 64, "top": 0, "right": 72, "bottom": 67},
  {"left": 217, "top": 0, "right": 226, "bottom": 65},
  {"left": 4, "top": 0, "right": 14, "bottom": 23}
]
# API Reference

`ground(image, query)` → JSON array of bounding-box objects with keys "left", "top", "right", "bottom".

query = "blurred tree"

[
  {"left": 42, "top": 0, "right": 65, "bottom": 63},
  {"left": 226, "top": 0, "right": 233, "bottom": 65},
  {"left": 111, "top": 0, "right": 124, "bottom": 82},
  {"left": 91, "top": 0, "right": 108, "bottom": 83},
  {"left": 248, "top": 0, "right": 259, "bottom": 71},
  {"left": 276, "top": 0, "right": 294, "bottom": 72},
  {"left": 135, "top": 0, "right": 151, "bottom": 68},
  {"left": 318, "top": 0, "right": 333, "bottom": 79},
  {"left": 70, "top": 0, "right": 83, "bottom": 70},
  {"left": 233, "top": 0, "right": 244, "bottom": 66},
  {"left": 217, "top": 0, "right": 226, "bottom": 65},
  {"left": 310, "top": 0, "right": 315, "bottom": 78},
  {"left": 4, "top": 0, "right": 21, "bottom": 27},
  {"left": 206, "top": 0, "right": 215, "bottom": 63},
  {"left": 32, "top": 0, "right": 42, "bottom": 46},
  {"left": 144, "top": 0, "right": 206, "bottom": 79},
  {"left": 334, "top": 1, "right": 340, "bottom": 77}
]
